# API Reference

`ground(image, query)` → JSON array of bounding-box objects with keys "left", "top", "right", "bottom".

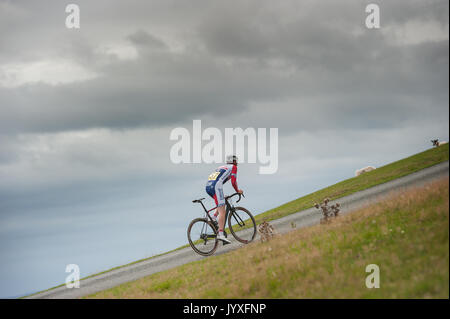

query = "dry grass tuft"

[{"left": 258, "top": 220, "right": 276, "bottom": 242}]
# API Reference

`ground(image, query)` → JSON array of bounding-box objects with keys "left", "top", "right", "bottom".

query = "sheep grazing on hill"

[
  {"left": 431, "top": 139, "right": 448, "bottom": 147},
  {"left": 355, "top": 166, "right": 376, "bottom": 177}
]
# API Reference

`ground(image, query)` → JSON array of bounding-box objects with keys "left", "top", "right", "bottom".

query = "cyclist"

[{"left": 205, "top": 155, "right": 243, "bottom": 244}]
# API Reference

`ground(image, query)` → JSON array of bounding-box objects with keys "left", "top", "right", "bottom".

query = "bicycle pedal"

[{"left": 223, "top": 241, "right": 231, "bottom": 246}]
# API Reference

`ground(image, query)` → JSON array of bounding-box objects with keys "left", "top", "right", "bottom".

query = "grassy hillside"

[
  {"left": 253, "top": 144, "right": 449, "bottom": 224},
  {"left": 26, "top": 144, "right": 448, "bottom": 298},
  {"left": 88, "top": 177, "right": 449, "bottom": 298}
]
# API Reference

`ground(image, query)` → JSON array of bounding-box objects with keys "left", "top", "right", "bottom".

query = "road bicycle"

[{"left": 187, "top": 192, "right": 257, "bottom": 256}]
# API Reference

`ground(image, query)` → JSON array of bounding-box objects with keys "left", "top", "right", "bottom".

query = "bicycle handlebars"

[
  {"left": 225, "top": 192, "right": 245, "bottom": 203},
  {"left": 192, "top": 192, "right": 245, "bottom": 209}
]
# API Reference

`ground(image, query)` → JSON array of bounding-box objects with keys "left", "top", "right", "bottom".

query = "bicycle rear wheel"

[
  {"left": 187, "top": 218, "right": 219, "bottom": 256},
  {"left": 227, "top": 207, "right": 256, "bottom": 244}
]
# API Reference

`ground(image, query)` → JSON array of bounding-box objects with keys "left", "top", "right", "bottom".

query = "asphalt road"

[{"left": 27, "top": 161, "right": 449, "bottom": 299}]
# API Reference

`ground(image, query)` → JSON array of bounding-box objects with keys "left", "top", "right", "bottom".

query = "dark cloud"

[
  {"left": 0, "top": 1, "right": 447, "bottom": 135},
  {"left": 126, "top": 30, "right": 167, "bottom": 49}
]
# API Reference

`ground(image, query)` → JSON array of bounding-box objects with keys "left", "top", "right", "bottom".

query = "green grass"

[
  {"left": 253, "top": 144, "right": 448, "bottom": 225},
  {"left": 88, "top": 177, "right": 449, "bottom": 298},
  {"left": 25, "top": 144, "right": 448, "bottom": 298}
]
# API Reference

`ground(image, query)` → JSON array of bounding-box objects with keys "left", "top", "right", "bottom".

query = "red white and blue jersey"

[{"left": 205, "top": 164, "right": 239, "bottom": 206}]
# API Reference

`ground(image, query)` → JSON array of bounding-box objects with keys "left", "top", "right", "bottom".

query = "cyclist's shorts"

[{"left": 206, "top": 180, "right": 225, "bottom": 207}]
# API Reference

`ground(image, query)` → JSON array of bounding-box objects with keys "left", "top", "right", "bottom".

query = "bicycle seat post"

[{"left": 199, "top": 201, "right": 208, "bottom": 214}]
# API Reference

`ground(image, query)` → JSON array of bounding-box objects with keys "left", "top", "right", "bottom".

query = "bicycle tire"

[
  {"left": 187, "top": 218, "right": 219, "bottom": 256},
  {"left": 227, "top": 207, "right": 256, "bottom": 244}
]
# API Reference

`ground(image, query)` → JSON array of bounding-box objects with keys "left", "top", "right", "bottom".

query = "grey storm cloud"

[
  {"left": 0, "top": 0, "right": 448, "bottom": 191},
  {"left": 0, "top": 0, "right": 447, "bottom": 135},
  {"left": 126, "top": 30, "right": 168, "bottom": 50}
]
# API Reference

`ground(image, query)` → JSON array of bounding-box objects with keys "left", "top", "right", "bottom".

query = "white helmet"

[{"left": 226, "top": 155, "right": 238, "bottom": 164}]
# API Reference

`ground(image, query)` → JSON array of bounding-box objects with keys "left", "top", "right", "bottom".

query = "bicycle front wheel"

[
  {"left": 187, "top": 218, "right": 218, "bottom": 256},
  {"left": 227, "top": 207, "right": 256, "bottom": 244}
]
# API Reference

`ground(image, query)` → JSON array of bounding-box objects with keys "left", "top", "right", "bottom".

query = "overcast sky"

[{"left": 0, "top": 0, "right": 448, "bottom": 298}]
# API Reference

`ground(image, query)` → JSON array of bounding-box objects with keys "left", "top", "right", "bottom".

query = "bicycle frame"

[
  {"left": 196, "top": 193, "right": 246, "bottom": 229},
  {"left": 196, "top": 200, "right": 219, "bottom": 224},
  {"left": 189, "top": 192, "right": 255, "bottom": 255}
]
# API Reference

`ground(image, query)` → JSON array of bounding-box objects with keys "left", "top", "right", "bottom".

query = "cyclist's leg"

[
  {"left": 206, "top": 180, "right": 229, "bottom": 243},
  {"left": 214, "top": 183, "right": 231, "bottom": 244},
  {"left": 214, "top": 181, "right": 226, "bottom": 232},
  {"left": 206, "top": 182, "right": 219, "bottom": 221}
]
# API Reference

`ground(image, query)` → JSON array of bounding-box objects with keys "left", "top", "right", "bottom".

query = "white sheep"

[
  {"left": 431, "top": 139, "right": 448, "bottom": 147},
  {"left": 355, "top": 166, "right": 376, "bottom": 177}
]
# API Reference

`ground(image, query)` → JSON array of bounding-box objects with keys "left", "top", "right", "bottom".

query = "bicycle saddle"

[{"left": 192, "top": 198, "right": 205, "bottom": 203}]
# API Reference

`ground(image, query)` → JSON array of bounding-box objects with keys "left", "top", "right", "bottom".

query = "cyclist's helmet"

[{"left": 226, "top": 155, "right": 238, "bottom": 165}]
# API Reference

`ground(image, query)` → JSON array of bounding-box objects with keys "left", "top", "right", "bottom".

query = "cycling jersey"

[{"left": 205, "top": 164, "right": 239, "bottom": 207}]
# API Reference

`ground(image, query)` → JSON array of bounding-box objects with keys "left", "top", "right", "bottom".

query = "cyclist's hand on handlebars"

[{"left": 238, "top": 189, "right": 244, "bottom": 194}]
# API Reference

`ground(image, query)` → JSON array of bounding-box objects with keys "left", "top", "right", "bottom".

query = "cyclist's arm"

[{"left": 231, "top": 165, "right": 240, "bottom": 193}]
